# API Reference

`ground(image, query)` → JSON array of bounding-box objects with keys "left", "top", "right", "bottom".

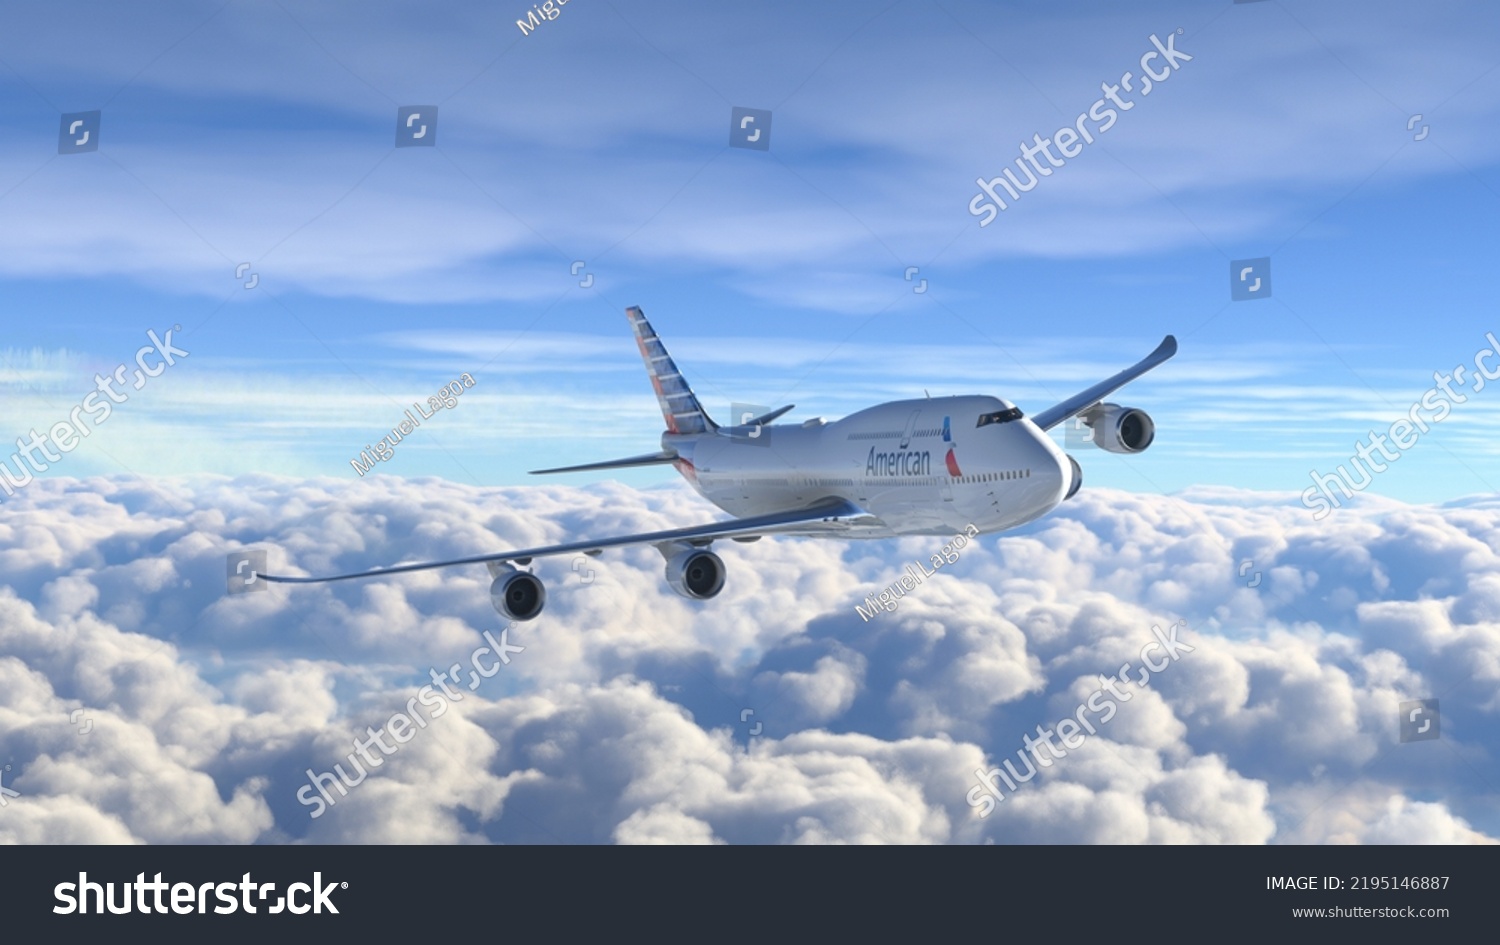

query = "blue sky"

[{"left": 1, "top": 0, "right": 1498, "bottom": 506}]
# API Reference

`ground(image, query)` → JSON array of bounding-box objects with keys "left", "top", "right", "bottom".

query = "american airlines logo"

[
  {"left": 941, "top": 414, "right": 963, "bottom": 476},
  {"left": 866, "top": 447, "right": 931, "bottom": 477},
  {"left": 866, "top": 415, "right": 962, "bottom": 477}
]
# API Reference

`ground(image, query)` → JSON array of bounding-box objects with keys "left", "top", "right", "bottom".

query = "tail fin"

[{"left": 626, "top": 306, "right": 717, "bottom": 434}]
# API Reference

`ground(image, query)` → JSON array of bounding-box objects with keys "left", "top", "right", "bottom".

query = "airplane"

[{"left": 258, "top": 306, "right": 1177, "bottom": 620}]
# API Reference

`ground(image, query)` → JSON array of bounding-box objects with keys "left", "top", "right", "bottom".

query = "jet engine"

[
  {"left": 1065, "top": 454, "right": 1082, "bottom": 500},
  {"left": 664, "top": 548, "right": 726, "bottom": 600},
  {"left": 1085, "top": 404, "right": 1155, "bottom": 454},
  {"left": 490, "top": 565, "right": 546, "bottom": 621}
]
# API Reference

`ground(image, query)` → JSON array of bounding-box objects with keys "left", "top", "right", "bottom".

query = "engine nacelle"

[
  {"left": 490, "top": 566, "right": 546, "bottom": 621},
  {"left": 1065, "top": 454, "right": 1082, "bottom": 500},
  {"left": 664, "top": 549, "right": 726, "bottom": 600},
  {"left": 1087, "top": 404, "right": 1155, "bottom": 454}
]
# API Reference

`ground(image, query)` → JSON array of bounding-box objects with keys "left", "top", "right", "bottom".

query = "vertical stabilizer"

[{"left": 625, "top": 306, "right": 717, "bottom": 434}]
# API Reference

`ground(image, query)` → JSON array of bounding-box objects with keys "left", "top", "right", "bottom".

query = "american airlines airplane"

[{"left": 260, "top": 307, "right": 1177, "bottom": 620}]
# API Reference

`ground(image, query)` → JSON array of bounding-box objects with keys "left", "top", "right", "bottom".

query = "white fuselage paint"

[{"left": 664, "top": 395, "right": 1070, "bottom": 538}]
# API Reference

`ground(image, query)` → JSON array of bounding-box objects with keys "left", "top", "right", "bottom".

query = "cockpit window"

[{"left": 976, "top": 407, "right": 1023, "bottom": 427}]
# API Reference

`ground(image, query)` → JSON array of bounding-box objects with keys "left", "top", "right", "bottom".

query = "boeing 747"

[{"left": 259, "top": 307, "right": 1177, "bottom": 619}]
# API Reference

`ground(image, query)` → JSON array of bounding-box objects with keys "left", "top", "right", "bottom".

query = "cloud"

[
  {"left": 0, "top": 474, "right": 1496, "bottom": 843},
  {"left": 1, "top": 0, "right": 1496, "bottom": 304}
]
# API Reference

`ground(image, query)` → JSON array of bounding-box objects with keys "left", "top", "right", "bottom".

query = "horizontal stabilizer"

[{"left": 529, "top": 450, "right": 679, "bottom": 475}]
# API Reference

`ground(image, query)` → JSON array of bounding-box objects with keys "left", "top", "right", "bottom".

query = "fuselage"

[{"left": 665, "top": 395, "right": 1070, "bottom": 537}]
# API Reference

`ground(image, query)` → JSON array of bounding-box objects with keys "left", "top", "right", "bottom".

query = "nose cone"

[{"left": 1021, "top": 420, "right": 1071, "bottom": 518}]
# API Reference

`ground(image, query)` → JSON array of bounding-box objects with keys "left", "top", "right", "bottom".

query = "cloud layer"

[{"left": 0, "top": 475, "right": 1496, "bottom": 843}]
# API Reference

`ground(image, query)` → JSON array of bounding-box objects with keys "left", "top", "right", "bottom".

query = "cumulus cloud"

[{"left": 0, "top": 474, "right": 1496, "bottom": 844}]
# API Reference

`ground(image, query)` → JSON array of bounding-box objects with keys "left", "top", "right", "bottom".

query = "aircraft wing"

[
  {"left": 1028, "top": 335, "right": 1177, "bottom": 432},
  {"left": 257, "top": 497, "right": 876, "bottom": 585}
]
